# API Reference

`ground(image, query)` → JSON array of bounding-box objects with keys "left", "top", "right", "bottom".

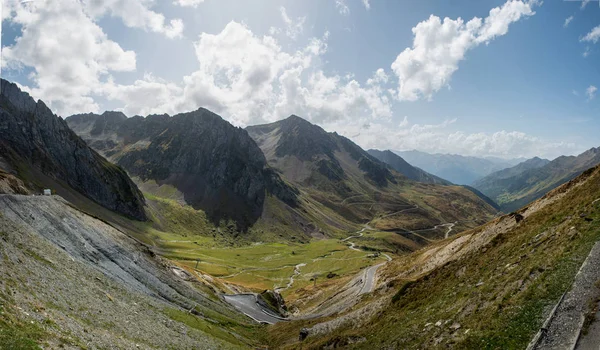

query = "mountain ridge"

[
  {"left": 67, "top": 108, "right": 299, "bottom": 230},
  {"left": 0, "top": 79, "right": 147, "bottom": 220},
  {"left": 473, "top": 148, "right": 600, "bottom": 212}
]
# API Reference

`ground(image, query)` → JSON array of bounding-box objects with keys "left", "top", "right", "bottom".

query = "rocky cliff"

[
  {"left": 66, "top": 109, "right": 298, "bottom": 230},
  {"left": 0, "top": 79, "right": 146, "bottom": 220}
]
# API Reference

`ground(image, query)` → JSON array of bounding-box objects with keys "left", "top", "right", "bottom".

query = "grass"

[
  {"left": 0, "top": 288, "right": 46, "bottom": 350},
  {"left": 171, "top": 239, "right": 384, "bottom": 295}
]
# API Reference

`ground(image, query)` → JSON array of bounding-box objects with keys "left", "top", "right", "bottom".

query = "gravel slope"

[{"left": 0, "top": 194, "right": 253, "bottom": 349}]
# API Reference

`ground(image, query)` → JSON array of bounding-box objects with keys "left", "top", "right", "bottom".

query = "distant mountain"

[
  {"left": 473, "top": 150, "right": 600, "bottom": 212},
  {"left": 66, "top": 109, "right": 298, "bottom": 230},
  {"left": 472, "top": 157, "right": 550, "bottom": 205},
  {"left": 367, "top": 149, "right": 451, "bottom": 185},
  {"left": 0, "top": 79, "right": 146, "bottom": 220},
  {"left": 247, "top": 116, "right": 499, "bottom": 241},
  {"left": 369, "top": 149, "right": 500, "bottom": 210},
  {"left": 395, "top": 150, "right": 519, "bottom": 185}
]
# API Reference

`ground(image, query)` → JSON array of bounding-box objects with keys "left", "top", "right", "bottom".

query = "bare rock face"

[
  {"left": 66, "top": 108, "right": 298, "bottom": 230},
  {"left": 0, "top": 79, "right": 146, "bottom": 220}
]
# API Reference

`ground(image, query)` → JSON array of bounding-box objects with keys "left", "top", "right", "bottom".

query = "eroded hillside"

[{"left": 0, "top": 195, "right": 264, "bottom": 349}]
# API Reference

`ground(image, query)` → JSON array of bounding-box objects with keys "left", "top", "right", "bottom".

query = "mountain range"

[
  {"left": 474, "top": 149, "right": 600, "bottom": 212},
  {"left": 3, "top": 76, "right": 600, "bottom": 349},
  {"left": 66, "top": 109, "right": 298, "bottom": 230},
  {"left": 66, "top": 110, "right": 498, "bottom": 245},
  {"left": 395, "top": 149, "right": 524, "bottom": 185}
]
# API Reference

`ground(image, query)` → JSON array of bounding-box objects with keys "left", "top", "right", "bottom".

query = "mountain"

[
  {"left": 395, "top": 150, "right": 519, "bottom": 185},
  {"left": 472, "top": 156, "right": 550, "bottom": 207},
  {"left": 268, "top": 164, "right": 600, "bottom": 349},
  {"left": 246, "top": 116, "right": 498, "bottom": 239},
  {"left": 66, "top": 109, "right": 298, "bottom": 231},
  {"left": 0, "top": 79, "right": 146, "bottom": 220},
  {"left": 369, "top": 149, "right": 500, "bottom": 211},
  {"left": 473, "top": 149, "right": 600, "bottom": 212},
  {"left": 367, "top": 149, "right": 451, "bottom": 185}
]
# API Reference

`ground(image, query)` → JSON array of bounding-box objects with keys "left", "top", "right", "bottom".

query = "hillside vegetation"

[{"left": 267, "top": 164, "right": 600, "bottom": 349}]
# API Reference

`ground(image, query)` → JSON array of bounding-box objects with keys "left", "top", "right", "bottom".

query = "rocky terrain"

[
  {"left": 474, "top": 148, "right": 600, "bottom": 212},
  {"left": 0, "top": 79, "right": 146, "bottom": 220},
  {"left": 0, "top": 194, "right": 261, "bottom": 348},
  {"left": 67, "top": 109, "right": 298, "bottom": 230}
]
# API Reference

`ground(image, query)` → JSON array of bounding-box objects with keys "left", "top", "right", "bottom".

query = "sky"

[{"left": 1, "top": 0, "right": 599, "bottom": 160}]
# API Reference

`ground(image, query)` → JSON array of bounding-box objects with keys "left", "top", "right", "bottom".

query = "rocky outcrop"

[
  {"left": 66, "top": 109, "right": 298, "bottom": 230},
  {"left": 0, "top": 79, "right": 146, "bottom": 220}
]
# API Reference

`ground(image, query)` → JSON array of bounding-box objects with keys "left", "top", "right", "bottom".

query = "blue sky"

[{"left": 1, "top": 0, "right": 599, "bottom": 159}]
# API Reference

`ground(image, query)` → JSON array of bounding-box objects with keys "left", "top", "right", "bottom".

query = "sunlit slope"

[
  {"left": 474, "top": 148, "right": 600, "bottom": 213},
  {"left": 248, "top": 115, "right": 499, "bottom": 240},
  {"left": 267, "top": 164, "right": 600, "bottom": 349}
]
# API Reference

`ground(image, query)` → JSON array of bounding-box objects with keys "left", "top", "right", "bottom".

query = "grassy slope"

[{"left": 267, "top": 166, "right": 600, "bottom": 349}]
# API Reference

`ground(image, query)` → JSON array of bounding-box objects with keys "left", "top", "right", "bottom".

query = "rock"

[
  {"left": 476, "top": 281, "right": 484, "bottom": 287},
  {"left": 0, "top": 79, "right": 146, "bottom": 220},
  {"left": 299, "top": 328, "right": 309, "bottom": 341},
  {"left": 513, "top": 213, "right": 524, "bottom": 224},
  {"left": 435, "top": 320, "right": 442, "bottom": 327},
  {"left": 66, "top": 108, "right": 299, "bottom": 231},
  {"left": 450, "top": 323, "right": 461, "bottom": 330}
]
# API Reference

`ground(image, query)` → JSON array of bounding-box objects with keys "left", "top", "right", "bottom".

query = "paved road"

[
  {"left": 222, "top": 294, "right": 283, "bottom": 324},
  {"left": 359, "top": 263, "right": 386, "bottom": 295}
]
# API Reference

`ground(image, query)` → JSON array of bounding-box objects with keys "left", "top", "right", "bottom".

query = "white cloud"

[
  {"left": 325, "top": 117, "right": 578, "bottom": 159},
  {"left": 335, "top": 0, "right": 350, "bottom": 15},
  {"left": 391, "top": 0, "right": 536, "bottom": 101},
  {"left": 280, "top": 6, "right": 306, "bottom": 40},
  {"left": 362, "top": 0, "right": 371, "bottom": 10},
  {"left": 82, "top": 0, "right": 184, "bottom": 38},
  {"left": 2, "top": 0, "right": 136, "bottom": 115},
  {"left": 581, "top": 0, "right": 592, "bottom": 9},
  {"left": 99, "top": 22, "right": 391, "bottom": 127},
  {"left": 586, "top": 85, "right": 597, "bottom": 100},
  {"left": 564, "top": 15, "right": 573, "bottom": 28},
  {"left": 582, "top": 25, "right": 600, "bottom": 44},
  {"left": 174, "top": 0, "right": 205, "bottom": 8}
]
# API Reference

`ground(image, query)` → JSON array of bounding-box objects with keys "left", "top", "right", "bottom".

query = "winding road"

[
  {"left": 222, "top": 205, "right": 458, "bottom": 324},
  {"left": 222, "top": 294, "right": 283, "bottom": 324}
]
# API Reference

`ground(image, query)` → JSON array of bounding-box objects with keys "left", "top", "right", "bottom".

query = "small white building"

[{"left": 43, "top": 189, "right": 51, "bottom": 196}]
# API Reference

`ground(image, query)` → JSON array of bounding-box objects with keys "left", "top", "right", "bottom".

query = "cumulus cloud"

[
  {"left": 280, "top": 6, "right": 306, "bottom": 40},
  {"left": 391, "top": 0, "right": 536, "bottom": 101},
  {"left": 102, "top": 22, "right": 391, "bottom": 126},
  {"left": 174, "top": 0, "right": 205, "bottom": 8},
  {"left": 582, "top": 25, "right": 600, "bottom": 44},
  {"left": 2, "top": 0, "right": 137, "bottom": 114},
  {"left": 564, "top": 16, "right": 574, "bottom": 28},
  {"left": 586, "top": 85, "right": 597, "bottom": 100},
  {"left": 335, "top": 0, "right": 350, "bottom": 15},
  {"left": 325, "top": 117, "right": 578, "bottom": 159}
]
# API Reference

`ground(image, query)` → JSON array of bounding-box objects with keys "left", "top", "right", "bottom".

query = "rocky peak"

[
  {"left": 68, "top": 107, "right": 298, "bottom": 231},
  {"left": 0, "top": 79, "right": 147, "bottom": 220}
]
